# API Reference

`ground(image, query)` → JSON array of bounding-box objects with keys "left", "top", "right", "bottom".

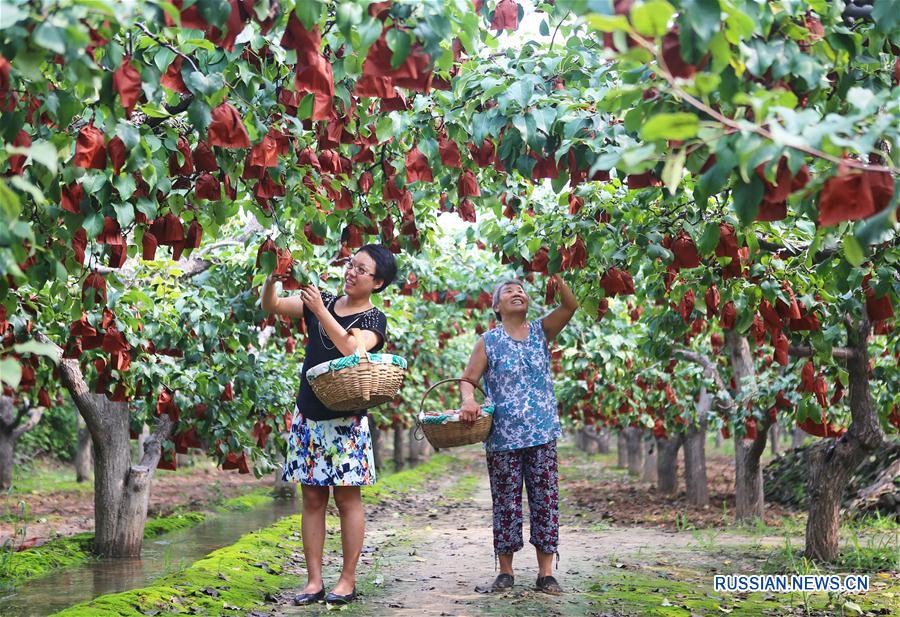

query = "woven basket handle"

[
  {"left": 349, "top": 328, "right": 371, "bottom": 402},
  {"left": 417, "top": 377, "right": 487, "bottom": 418},
  {"left": 414, "top": 378, "right": 487, "bottom": 442}
]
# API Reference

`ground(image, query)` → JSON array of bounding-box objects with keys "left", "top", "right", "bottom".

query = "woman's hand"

[
  {"left": 300, "top": 285, "right": 326, "bottom": 316},
  {"left": 459, "top": 399, "right": 481, "bottom": 423}
]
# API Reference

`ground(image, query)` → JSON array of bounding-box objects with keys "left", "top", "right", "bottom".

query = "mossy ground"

[
  {"left": 49, "top": 454, "right": 462, "bottom": 615},
  {"left": 51, "top": 514, "right": 306, "bottom": 617},
  {"left": 0, "top": 487, "right": 270, "bottom": 590}
]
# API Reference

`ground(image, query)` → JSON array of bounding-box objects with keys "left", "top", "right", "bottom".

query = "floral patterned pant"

[{"left": 486, "top": 440, "right": 559, "bottom": 556}]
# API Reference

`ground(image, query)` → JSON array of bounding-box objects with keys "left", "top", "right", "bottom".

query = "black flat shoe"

[
  {"left": 325, "top": 588, "right": 357, "bottom": 604},
  {"left": 292, "top": 589, "right": 325, "bottom": 605},
  {"left": 536, "top": 575, "right": 563, "bottom": 595},
  {"left": 475, "top": 573, "right": 514, "bottom": 593}
]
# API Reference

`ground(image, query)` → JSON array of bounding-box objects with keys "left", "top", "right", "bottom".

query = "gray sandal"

[
  {"left": 536, "top": 575, "right": 563, "bottom": 595},
  {"left": 475, "top": 573, "right": 514, "bottom": 593}
]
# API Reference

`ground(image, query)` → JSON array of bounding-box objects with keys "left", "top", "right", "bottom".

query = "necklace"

[{"left": 318, "top": 297, "right": 366, "bottom": 351}]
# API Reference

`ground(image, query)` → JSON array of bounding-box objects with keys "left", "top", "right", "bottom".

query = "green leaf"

[
  {"left": 336, "top": 2, "right": 363, "bottom": 39},
  {"left": 185, "top": 71, "right": 225, "bottom": 97},
  {"left": 630, "top": 1, "right": 675, "bottom": 37},
  {"left": 188, "top": 98, "right": 212, "bottom": 133},
  {"left": 197, "top": 0, "right": 232, "bottom": 30},
  {"left": 661, "top": 148, "right": 686, "bottom": 195},
  {"left": 697, "top": 222, "right": 720, "bottom": 256},
  {"left": 0, "top": 3, "right": 27, "bottom": 29},
  {"left": 297, "top": 93, "right": 315, "bottom": 120},
  {"left": 0, "top": 358, "right": 21, "bottom": 388},
  {"left": 0, "top": 179, "right": 21, "bottom": 218},
  {"left": 83, "top": 211, "right": 104, "bottom": 238},
  {"left": 113, "top": 201, "right": 135, "bottom": 228},
  {"left": 33, "top": 24, "right": 67, "bottom": 54},
  {"left": 356, "top": 17, "right": 382, "bottom": 51},
  {"left": 386, "top": 29, "right": 411, "bottom": 70},
  {"left": 26, "top": 141, "right": 58, "bottom": 174},
  {"left": 295, "top": 0, "right": 323, "bottom": 30},
  {"left": 731, "top": 176, "right": 763, "bottom": 226},
  {"left": 872, "top": 0, "right": 900, "bottom": 34},
  {"left": 842, "top": 235, "right": 865, "bottom": 267},
  {"left": 586, "top": 14, "right": 630, "bottom": 32},
  {"left": 681, "top": 0, "right": 721, "bottom": 43},
  {"left": 13, "top": 340, "right": 61, "bottom": 362},
  {"left": 640, "top": 113, "right": 699, "bottom": 141}
]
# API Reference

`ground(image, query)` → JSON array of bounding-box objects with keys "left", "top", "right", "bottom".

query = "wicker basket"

[
  {"left": 307, "top": 329, "right": 407, "bottom": 412},
  {"left": 415, "top": 378, "right": 493, "bottom": 450}
]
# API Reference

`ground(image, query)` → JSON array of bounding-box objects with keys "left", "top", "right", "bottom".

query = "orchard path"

[{"left": 267, "top": 446, "right": 828, "bottom": 617}]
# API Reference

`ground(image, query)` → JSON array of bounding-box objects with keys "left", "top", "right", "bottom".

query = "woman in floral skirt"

[{"left": 261, "top": 244, "right": 397, "bottom": 606}]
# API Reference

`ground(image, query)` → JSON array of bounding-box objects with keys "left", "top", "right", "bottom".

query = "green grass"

[{"left": 361, "top": 453, "right": 461, "bottom": 504}]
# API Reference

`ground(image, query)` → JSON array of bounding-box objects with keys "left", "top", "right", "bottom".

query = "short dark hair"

[{"left": 357, "top": 244, "right": 397, "bottom": 293}]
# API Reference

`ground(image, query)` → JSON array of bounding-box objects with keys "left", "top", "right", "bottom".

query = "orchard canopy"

[{"left": 0, "top": 0, "right": 898, "bottom": 478}]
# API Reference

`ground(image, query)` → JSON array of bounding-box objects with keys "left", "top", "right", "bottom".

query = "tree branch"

[
  {"left": 12, "top": 406, "right": 44, "bottom": 439},
  {"left": 630, "top": 34, "right": 898, "bottom": 176},
  {"left": 673, "top": 347, "right": 735, "bottom": 410},
  {"left": 788, "top": 344, "right": 856, "bottom": 361}
]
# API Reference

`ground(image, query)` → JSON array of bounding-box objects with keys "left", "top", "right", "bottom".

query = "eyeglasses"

[{"left": 345, "top": 261, "right": 373, "bottom": 277}]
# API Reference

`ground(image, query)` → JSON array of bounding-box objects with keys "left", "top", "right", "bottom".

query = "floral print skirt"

[{"left": 282, "top": 407, "right": 376, "bottom": 486}]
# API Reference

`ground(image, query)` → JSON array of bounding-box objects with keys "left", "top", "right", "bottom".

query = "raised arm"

[
  {"left": 542, "top": 274, "right": 578, "bottom": 341},
  {"left": 260, "top": 276, "right": 306, "bottom": 319},
  {"left": 459, "top": 337, "right": 488, "bottom": 422}
]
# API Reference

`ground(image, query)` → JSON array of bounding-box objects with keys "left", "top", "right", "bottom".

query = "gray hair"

[{"left": 492, "top": 279, "right": 526, "bottom": 321}]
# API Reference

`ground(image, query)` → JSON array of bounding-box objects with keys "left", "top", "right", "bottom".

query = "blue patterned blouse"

[{"left": 482, "top": 319, "right": 561, "bottom": 453}]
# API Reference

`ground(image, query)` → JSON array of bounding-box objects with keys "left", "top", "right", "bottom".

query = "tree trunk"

[
  {"left": 371, "top": 424, "right": 383, "bottom": 472},
  {"left": 625, "top": 427, "right": 643, "bottom": 476},
  {"left": 46, "top": 335, "right": 174, "bottom": 558},
  {"left": 642, "top": 438, "right": 657, "bottom": 483},
  {"left": 803, "top": 319, "right": 884, "bottom": 562},
  {"left": 135, "top": 423, "right": 149, "bottom": 463},
  {"left": 0, "top": 428, "right": 13, "bottom": 491},
  {"left": 272, "top": 466, "right": 296, "bottom": 499},
  {"left": 581, "top": 427, "right": 600, "bottom": 454},
  {"left": 408, "top": 427, "right": 421, "bottom": 466},
  {"left": 596, "top": 428, "right": 610, "bottom": 454},
  {"left": 656, "top": 436, "right": 682, "bottom": 495},
  {"left": 0, "top": 396, "right": 45, "bottom": 491},
  {"left": 393, "top": 426, "right": 405, "bottom": 470},
  {"left": 75, "top": 415, "right": 93, "bottom": 483},
  {"left": 726, "top": 330, "right": 769, "bottom": 522},
  {"left": 683, "top": 389, "right": 710, "bottom": 507},
  {"left": 714, "top": 429, "right": 723, "bottom": 450},
  {"left": 769, "top": 423, "right": 780, "bottom": 456},
  {"left": 616, "top": 430, "right": 627, "bottom": 466},
  {"left": 792, "top": 426, "right": 805, "bottom": 449}
]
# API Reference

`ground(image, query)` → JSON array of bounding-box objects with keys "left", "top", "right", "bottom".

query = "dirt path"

[
  {"left": 266, "top": 446, "right": 897, "bottom": 617},
  {"left": 269, "top": 449, "right": 773, "bottom": 617}
]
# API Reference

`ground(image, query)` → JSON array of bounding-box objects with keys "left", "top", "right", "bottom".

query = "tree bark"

[
  {"left": 642, "top": 437, "right": 658, "bottom": 483},
  {"left": 408, "top": 427, "right": 421, "bottom": 466},
  {"left": 371, "top": 424, "right": 383, "bottom": 472},
  {"left": 804, "top": 318, "right": 884, "bottom": 562},
  {"left": 725, "top": 330, "right": 770, "bottom": 521},
  {"left": 0, "top": 396, "right": 45, "bottom": 490},
  {"left": 43, "top": 332, "right": 174, "bottom": 558},
  {"left": 393, "top": 426, "right": 405, "bottom": 470},
  {"left": 769, "top": 423, "right": 780, "bottom": 456},
  {"left": 683, "top": 388, "right": 710, "bottom": 507},
  {"left": 656, "top": 436, "right": 682, "bottom": 495},
  {"left": 625, "top": 427, "right": 644, "bottom": 476},
  {"left": 714, "top": 429, "right": 723, "bottom": 449},
  {"left": 792, "top": 426, "right": 805, "bottom": 449},
  {"left": 272, "top": 464, "right": 296, "bottom": 499},
  {"left": 580, "top": 427, "right": 600, "bottom": 454},
  {"left": 75, "top": 414, "right": 93, "bottom": 482},
  {"left": 596, "top": 428, "right": 610, "bottom": 454},
  {"left": 616, "top": 430, "right": 628, "bottom": 468}
]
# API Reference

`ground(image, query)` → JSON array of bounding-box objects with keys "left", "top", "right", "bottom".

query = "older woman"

[
  {"left": 460, "top": 274, "right": 577, "bottom": 595},
  {"left": 261, "top": 244, "right": 397, "bottom": 606}
]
